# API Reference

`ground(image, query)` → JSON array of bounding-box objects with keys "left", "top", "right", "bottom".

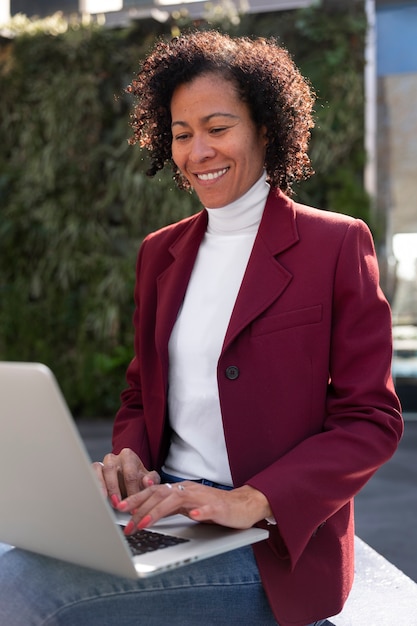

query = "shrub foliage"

[{"left": 0, "top": 5, "right": 369, "bottom": 416}]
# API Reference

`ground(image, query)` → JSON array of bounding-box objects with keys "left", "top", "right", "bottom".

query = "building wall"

[
  {"left": 376, "top": 2, "right": 417, "bottom": 235},
  {"left": 10, "top": 0, "right": 78, "bottom": 17},
  {"left": 377, "top": 2, "right": 417, "bottom": 319}
]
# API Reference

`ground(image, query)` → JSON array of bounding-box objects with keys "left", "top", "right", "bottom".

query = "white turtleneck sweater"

[{"left": 163, "top": 172, "right": 270, "bottom": 485}]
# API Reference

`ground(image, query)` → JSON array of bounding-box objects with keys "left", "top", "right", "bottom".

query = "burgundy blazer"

[{"left": 112, "top": 188, "right": 402, "bottom": 626}]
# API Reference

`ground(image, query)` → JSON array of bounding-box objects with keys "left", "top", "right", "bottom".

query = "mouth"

[{"left": 195, "top": 167, "right": 229, "bottom": 182}]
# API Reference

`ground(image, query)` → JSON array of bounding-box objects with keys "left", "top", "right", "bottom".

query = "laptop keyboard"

[{"left": 121, "top": 527, "right": 190, "bottom": 556}]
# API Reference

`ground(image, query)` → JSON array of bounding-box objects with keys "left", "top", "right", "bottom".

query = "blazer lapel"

[
  {"left": 223, "top": 189, "right": 299, "bottom": 348},
  {"left": 153, "top": 189, "right": 299, "bottom": 361},
  {"left": 155, "top": 210, "right": 208, "bottom": 373}
]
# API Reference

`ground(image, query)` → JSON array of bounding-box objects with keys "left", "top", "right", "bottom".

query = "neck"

[{"left": 205, "top": 172, "right": 269, "bottom": 235}]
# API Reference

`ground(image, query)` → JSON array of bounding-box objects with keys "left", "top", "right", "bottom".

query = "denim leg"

[{"left": 0, "top": 542, "right": 279, "bottom": 626}]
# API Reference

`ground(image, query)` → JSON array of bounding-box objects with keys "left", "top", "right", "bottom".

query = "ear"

[{"left": 260, "top": 125, "right": 268, "bottom": 147}]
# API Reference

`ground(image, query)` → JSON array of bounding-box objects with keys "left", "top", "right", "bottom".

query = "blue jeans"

[{"left": 0, "top": 542, "right": 329, "bottom": 625}]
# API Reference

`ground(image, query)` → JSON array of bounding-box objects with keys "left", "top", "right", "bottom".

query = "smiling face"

[{"left": 170, "top": 72, "right": 267, "bottom": 208}]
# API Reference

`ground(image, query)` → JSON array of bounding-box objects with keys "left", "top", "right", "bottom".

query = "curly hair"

[{"left": 127, "top": 30, "right": 315, "bottom": 195}]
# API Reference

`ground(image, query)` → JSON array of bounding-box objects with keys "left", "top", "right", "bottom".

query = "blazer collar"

[
  {"left": 155, "top": 210, "right": 207, "bottom": 370},
  {"left": 167, "top": 187, "right": 298, "bottom": 258},
  {"left": 155, "top": 188, "right": 299, "bottom": 356},
  {"left": 258, "top": 187, "right": 299, "bottom": 255},
  {"left": 223, "top": 188, "right": 299, "bottom": 348}
]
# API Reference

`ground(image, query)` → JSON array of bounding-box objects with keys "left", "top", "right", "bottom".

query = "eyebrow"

[{"left": 171, "top": 112, "right": 239, "bottom": 129}]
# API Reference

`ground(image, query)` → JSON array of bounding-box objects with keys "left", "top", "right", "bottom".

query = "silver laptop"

[{"left": 0, "top": 361, "right": 268, "bottom": 579}]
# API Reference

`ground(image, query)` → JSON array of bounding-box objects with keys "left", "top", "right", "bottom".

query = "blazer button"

[{"left": 225, "top": 365, "right": 239, "bottom": 380}]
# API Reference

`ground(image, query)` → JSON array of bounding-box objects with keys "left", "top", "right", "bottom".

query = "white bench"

[{"left": 330, "top": 536, "right": 417, "bottom": 625}]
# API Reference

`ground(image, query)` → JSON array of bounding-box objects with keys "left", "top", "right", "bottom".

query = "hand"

[
  {"left": 92, "top": 448, "right": 161, "bottom": 507},
  {"left": 116, "top": 481, "right": 272, "bottom": 535}
]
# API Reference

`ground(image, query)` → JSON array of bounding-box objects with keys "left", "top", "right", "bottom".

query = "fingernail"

[
  {"left": 124, "top": 521, "right": 135, "bottom": 535},
  {"left": 137, "top": 514, "right": 152, "bottom": 529},
  {"left": 147, "top": 478, "right": 154, "bottom": 486},
  {"left": 117, "top": 500, "right": 128, "bottom": 511},
  {"left": 111, "top": 494, "right": 120, "bottom": 507}
]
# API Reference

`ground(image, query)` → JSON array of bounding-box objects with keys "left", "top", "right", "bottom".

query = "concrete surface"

[{"left": 330, "top": 536, "right": 417, "bottom": 625}]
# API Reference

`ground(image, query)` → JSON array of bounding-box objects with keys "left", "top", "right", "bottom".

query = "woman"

[{"left": 0, "top": 30, "right": 402, "bottom": 626}]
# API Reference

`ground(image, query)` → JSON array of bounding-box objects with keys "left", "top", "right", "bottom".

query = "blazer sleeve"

[
  {"left": 111, "top": 242, "right": 153, "bottom": 467},
  {"left": 247, "top": 218, "right": 403, "bottom": 569}
]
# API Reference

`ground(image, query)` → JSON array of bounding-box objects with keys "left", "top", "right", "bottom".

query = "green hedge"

[{"left": 0, "top": 5, "right": 370, "bottom": 417}]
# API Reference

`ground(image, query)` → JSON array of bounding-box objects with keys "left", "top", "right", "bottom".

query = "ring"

[
  {"left": 177, "top": 484, "right": 185, "bottom": 491},
  {"left": 165, "top": 483, "right": 173, "bottom": 489}
]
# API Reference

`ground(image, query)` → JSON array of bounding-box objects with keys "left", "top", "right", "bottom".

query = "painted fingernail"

[
  {"left": 124, "top": 521, "right": 135, "bottom": 535},
  {"left": 117, "top": 500, "right": 128, "bottom": 511},
  {"left": 111, "top": 494, "right": 120, "bottom": 507},
  {"left": 137, "top": 514, "right": 152, "bottom": 530}
]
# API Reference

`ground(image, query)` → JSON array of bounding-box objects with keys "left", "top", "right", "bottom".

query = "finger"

[
  {"left": 189, "top": 486, "right": 264, "bottom": 529},
  {"left": 188, "top": 504, "right": 218, "bottom": 524},
  {"left": 122, "top": 463, "right": 147, "bottom": 497},
  {"left": 101, "top": 453, "right": 125, "bottom": 504},
  {"left": 91, "top": 461, "right": 108, "bottom": 498},
  {"left": 117, "top": 482, "right": 169, "bottom": 515},
  {"left": 141, "top": 470, "right": 161, "bottom": 489},
  {"left": 115, "top": 448, "right": 159, "bottom": 497},
  {"left": 118, "top": 483, "right": 187, "bottom": 533},
  {"left": 119, "top": 461, "right": 160, "bottom": 497}
]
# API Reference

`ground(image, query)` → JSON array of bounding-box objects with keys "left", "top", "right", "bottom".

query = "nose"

[{"left": 189, "top": 134, "right": 215, "bottom": 163}]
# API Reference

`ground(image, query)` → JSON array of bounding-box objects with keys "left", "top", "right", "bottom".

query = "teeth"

[{"left": 197, "top": 168, "right": 228, "bottom": 181}]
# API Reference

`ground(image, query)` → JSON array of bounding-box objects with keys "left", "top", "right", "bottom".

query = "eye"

[
  {"left": 173, "top": 133, "right": 190, "bottom": 142},
  {"left": 210, "top": 126, "right": 227, "bottom": 134}
]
